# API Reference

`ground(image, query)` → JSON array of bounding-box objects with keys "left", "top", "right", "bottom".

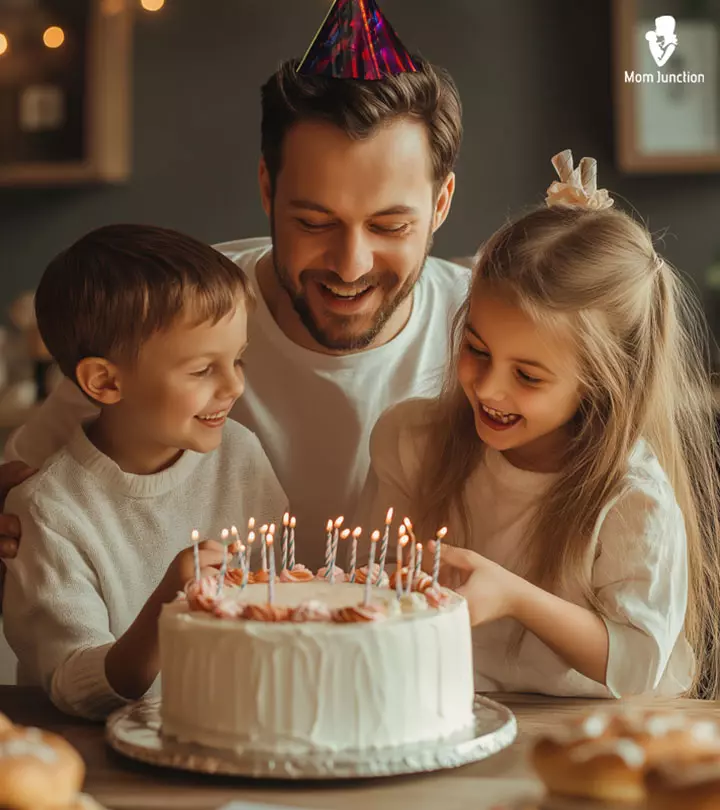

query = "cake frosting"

[{"left": 159, "top": 577, "right": 474, "bottom": 755}]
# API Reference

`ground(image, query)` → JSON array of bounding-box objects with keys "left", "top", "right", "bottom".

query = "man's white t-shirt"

[{"left": 6, "top": 237, "right": 469, "bottom": 568}]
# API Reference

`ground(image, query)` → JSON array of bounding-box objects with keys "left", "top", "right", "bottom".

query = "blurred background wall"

[{"left": 1, "top": 0, "right": 720, "bottom": 324}]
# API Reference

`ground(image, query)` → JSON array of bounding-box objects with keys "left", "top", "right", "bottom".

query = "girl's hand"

[
  {"left": 430, "top": 541, "right": 522, "bottom": 625},
  {"left": 159, "top": 538, "right": 239, "bottom": 601}
]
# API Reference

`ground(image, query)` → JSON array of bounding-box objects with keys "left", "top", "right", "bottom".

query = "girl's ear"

[{"left": 75, "top": 357, "right": 123, "bottom": 405}]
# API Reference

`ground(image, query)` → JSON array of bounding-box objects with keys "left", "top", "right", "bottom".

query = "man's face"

[{"left": 263, "top": 118, "right": 448, "bottom": 351}]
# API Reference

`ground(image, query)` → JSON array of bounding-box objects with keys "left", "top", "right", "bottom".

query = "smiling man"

[{"left": 0, "top": 53, "right": 467, "bottom": 570}]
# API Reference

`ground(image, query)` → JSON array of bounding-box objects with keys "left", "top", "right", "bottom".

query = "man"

[{"left": 0, "top": 42, "right": 467, "bottom": 570}]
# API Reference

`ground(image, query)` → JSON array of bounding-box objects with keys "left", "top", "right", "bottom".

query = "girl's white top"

[{"left": 361, "top": 398, "right": 694, "bottom": 698}]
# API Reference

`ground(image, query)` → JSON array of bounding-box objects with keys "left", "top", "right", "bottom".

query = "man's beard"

[{"left": 270, "top": 220, "right": 434, "bottom": 352}]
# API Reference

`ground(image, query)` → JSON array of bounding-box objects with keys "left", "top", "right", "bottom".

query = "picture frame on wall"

[{"left": 0, "top": 0, "right": 133, "bottom": 186}]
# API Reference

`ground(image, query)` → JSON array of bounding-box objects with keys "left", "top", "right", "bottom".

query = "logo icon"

[{"left": 645, "top": 15, "right": 678, "bottom": 67}]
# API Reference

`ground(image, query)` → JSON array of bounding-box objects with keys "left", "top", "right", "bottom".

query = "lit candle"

[
  {"left": 246, "top": 518, "right": 255, "bottom": 570},
  {"left": 260, "top": 524, "right": 269, "bottom": 571},
  {"left": 267, "top": 533, "right": 276, "bottom": 604},
  {"left": 242, "top": 532, "right": 255, "bottom": 589},
  {"left": 405, "top": 539, "right": 416, "bottom": 596},
  {"left": 377, "top": 507, "right": 393, "bottom": 583},
  {"left": 349, "top": 526, "right": 362, "bottom": 583},
  {"left": 230, "top": 525, "right": 239, "bottom": 566},
  {"left": 191, "top": 529, "right": 200, "bottom": 582},
  {"left": 414, "top": 542, "right": 423, "bottom": 583},
  {"left": 396, "top": 525, "right": 407, "bottom": 599},
  {"left": 289, "top": 516, "right": 296, "bottom": 570},
  {"left": 432, "top": 527, "right": 447, "bottom": 588},
  {"left": 332, "top": 516, "right": 344, "bottom": 568},
  {"left": 217, "top": 529, "right": 230, "bottom": 595},
  {"left": 324, "top": 518, "right": 334, "bottom": 579},
  {"left": 339, "top": 527, "right": 350, "bottom": 573},
  {"left": 238, "top": 543, "right": 246, "bottom": 574},
  {"left": 281, "top": 512, "right": 290, "bottom": 571},
  {"left": 364, "top": 531, "right": 379, "bottom": 606}
]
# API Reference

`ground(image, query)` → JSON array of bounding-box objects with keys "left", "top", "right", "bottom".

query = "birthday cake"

[{"left": 159, "top": 532, "right": 475, "bottom": 755}]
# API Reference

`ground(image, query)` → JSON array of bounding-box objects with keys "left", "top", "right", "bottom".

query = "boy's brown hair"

[
  {"left": 260, "top": 57, "right": 462, "bottom": 197},
  {"left": 35, "top": 223, "right": 254, "bottom": 383}
]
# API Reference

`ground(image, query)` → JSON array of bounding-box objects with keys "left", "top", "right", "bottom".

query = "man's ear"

[
  {"left": 432, "top": 172, "right": 456, "bottom": 232},
  {"left": 75, "top": 357, "right": 123, "bottom": 405},
  {"left": 258, "top": 157, "right": 272, "bottom": 218}
]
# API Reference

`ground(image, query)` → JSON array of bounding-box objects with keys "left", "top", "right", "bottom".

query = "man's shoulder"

[
  {"left": 212, "top": 236, "right": 271, "bottom": 274},
  {"left": 420, "top": 254, "right": 471, "bottom": 307}
]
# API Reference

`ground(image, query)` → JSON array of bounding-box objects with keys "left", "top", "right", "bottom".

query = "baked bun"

[
  {"left": 532, "top": 710, "right": 720, "bottom": 804},
  {"left": 0, "top": 712, "right": 85, "bottom": 810},
  {"left": 645, "top": 754, "right": 720, "bottom": 810}
]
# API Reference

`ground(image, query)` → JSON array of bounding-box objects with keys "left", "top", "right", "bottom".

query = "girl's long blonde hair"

[{"left": 412, "top": 205, "right": 720, "bottom": 698}]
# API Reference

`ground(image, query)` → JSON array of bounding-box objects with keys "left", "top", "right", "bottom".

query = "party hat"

[{"left": 297, "top": 0, "right": 417, "bottom": 80}]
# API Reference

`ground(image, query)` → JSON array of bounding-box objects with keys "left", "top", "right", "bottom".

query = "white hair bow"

[{"left": 545, "top": 149, "right": 614, "bottom": 211}]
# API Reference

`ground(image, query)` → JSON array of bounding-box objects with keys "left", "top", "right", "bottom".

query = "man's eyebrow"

[
  {"left": 464, "top": 324, "right": 556, "bottom": 376},
  {"left": 288, "top": 200, "right": 419, "bottom": 217}
]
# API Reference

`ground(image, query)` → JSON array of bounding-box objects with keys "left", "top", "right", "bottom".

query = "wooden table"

[{"left": 1, "top": 687, "right": 717, "bottom": 810}]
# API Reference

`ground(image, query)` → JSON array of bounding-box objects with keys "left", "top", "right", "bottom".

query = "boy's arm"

[{"left": 3, "top": 498, "right": 131, "bottom": 720}]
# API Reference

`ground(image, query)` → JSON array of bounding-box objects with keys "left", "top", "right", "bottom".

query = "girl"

[{"left": 363, "top": 150, "right": 720, "bottom": 699}]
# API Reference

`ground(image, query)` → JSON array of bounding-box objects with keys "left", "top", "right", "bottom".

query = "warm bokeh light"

[
  {"left": 141, "top": 0, "right": 165, "bottom": 10},
  {"left": 0, "top": 34, "right": 7, "bottom": 56},
  {"left": 43, "top": 26, "right": 65, "bottom": 48}
]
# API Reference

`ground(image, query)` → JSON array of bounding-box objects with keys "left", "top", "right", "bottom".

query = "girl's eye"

[
  {"left": 517, "top": 369, "right": 542, "bottom": 385},
  {"left": 465, "top": 341, "right": 489, "bottom": 359},
  {"left": 192, "top": 366, "right": 211, "bottom": 377}
]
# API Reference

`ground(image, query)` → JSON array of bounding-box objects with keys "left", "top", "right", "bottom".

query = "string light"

[
  {"left": 0, "top": 34, "right": 7, "bottom": 56},
  {"left": 43, "top": 26, "right": 65, "bottom": 48},
  {"left": 141, "top": 0, "right": 165, "bottom": 10}
]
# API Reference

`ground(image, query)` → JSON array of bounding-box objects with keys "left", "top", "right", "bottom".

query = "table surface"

[{"left": 2, "top": 687, "right": 716, "bottom": 810}]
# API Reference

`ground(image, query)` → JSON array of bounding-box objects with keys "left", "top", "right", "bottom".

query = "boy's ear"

[
  {"left": 75, "top": 357, "right": 123, "bottom": 405},
  {"left": 258, "top": 157, "right": 272, "bottom": 218}
]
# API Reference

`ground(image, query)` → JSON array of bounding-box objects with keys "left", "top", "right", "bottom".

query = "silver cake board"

[{"left": 106, "top": 694, "right": 517, "bottom": 780}]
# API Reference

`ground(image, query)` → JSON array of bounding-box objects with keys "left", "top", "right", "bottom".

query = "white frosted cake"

[{"left": 159, "top": 576, "right": 474, "bottom": 755}]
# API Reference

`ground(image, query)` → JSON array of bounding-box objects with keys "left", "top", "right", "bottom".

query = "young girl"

[{"left": 363, "top": 149, "right": 720, "bottom": 699}]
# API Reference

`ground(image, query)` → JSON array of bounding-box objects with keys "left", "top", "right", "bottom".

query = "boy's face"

[
  {"left": 261, "top": 117, "right": 453, "bottom": 351},
  {"left": 115, "top": 302, "right": 248, "bottom": 461}
]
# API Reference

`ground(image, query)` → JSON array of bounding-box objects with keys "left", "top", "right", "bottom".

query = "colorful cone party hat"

[{"left": 297, "top": 0, "right": 417, "bottom": 80}]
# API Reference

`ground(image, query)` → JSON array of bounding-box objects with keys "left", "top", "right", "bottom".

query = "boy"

[{"left": 3, "top": 224, "right": 287, "bottom": 719}]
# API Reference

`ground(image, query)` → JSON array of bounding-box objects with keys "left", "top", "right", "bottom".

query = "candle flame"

[
  {"left": 403, "top": 517, "right": 413, "bottom": 530},
  {"left": 248, "top": 531, "right": 255, "bottom": 543},
  {"left": 399, "top": 534, "right": 409, "bottom": 547},
  {"left": 231, "top": 525, "right": 238, "bottom": 536},
  {"left": 283, "top": 512, "right": 290, "bottom": 525},
  {"left": 269, "top": 523, "right": 276, "bottom": 534},
  {"left": 290, "top": 516, "right": 296, "bottom": 528},
  {"left": 335, "top": 516, "right": 345, "bottom": 528},
  {"left": 221, "top": 528, "right": 229, "bottom": 540},
  {"left": 191, "top": 529, "right": 199, "bottom": 542},
  {"left": 260, "top": 524, "right": 269, "bottom": 533},
  {"left": 398, "top": 524, "right": 406, "bottom": 537},
  {"left": 437, "top": 526, "right": 448, "bottom": 539},
  {"left": 386, "top": 507, "right": 394, "bottom": 523},
  {"left": 352, "top": 526, "right": 362, "bottom": 538},
  {"left": 341, "top": 528, "right": 351, "bottom": 539},
  {"left": 416, "top": 542, "right": 422, "bottom": 551},
  {"left": 326, "top": 518, "right": 333, "bottom": 532},
  {"left": 248, "top": 517, "right": 255, "bottom": 530},
  {"left": 267, "top": 534, "right": 274, "bottom": 546},
  {"left": 371, "top": 530, "right": 380, "bottom": 542}
]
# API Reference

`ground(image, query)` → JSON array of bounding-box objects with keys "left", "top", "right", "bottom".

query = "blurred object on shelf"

[{"left": 8, "top": 290, "right": 57, "bottom": 402}]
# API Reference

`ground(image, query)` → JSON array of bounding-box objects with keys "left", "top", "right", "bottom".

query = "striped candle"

[
  {"left": 267, "top": 533, "right": 276, "bottom": 604},
  {"left": 191, "top": 529, "right": 200, "bottom": 582},
  {"left": 405, "top": 539, "right": 416, "bottom": 596},
  {"left": 324, "top": 519, "right": 334, "bottom": 579},
  {"left": 242, "top": 531, "right": 255, "bottom": 589},
  {"left": 218, "top": 528, "right": 230, "bottom": 595},
  {"left": 433, "top": 526, "right": 447, "bottom": 588},
  {"left": 260, "top": 524, "right": 269, "bottom": 571},
  {"left": 396, "top": 525, "right": 407, "bottom": 599},
  {"left": 349, "top": 526, "right": 361, "bottom": 583},
  {"left": 364, "top": 531, "right": 379, "bottom": 606},
  {"left": 288, "top": 516, "right": 296, "bottom": 570},
  {"left": 377, "top": 507, "right": 393, "bottom": 584},
  {"left": 281, "top": 512, "right": 290, "bottom": 571}
]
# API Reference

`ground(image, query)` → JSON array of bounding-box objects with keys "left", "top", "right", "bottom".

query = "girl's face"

[{"left": 457, "top": 287, "right": 582, "bottom": 472}]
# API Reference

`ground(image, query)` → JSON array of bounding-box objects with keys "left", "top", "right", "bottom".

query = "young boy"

[{"left": 2, "top": 224, "right": 287, "bottom": 719}]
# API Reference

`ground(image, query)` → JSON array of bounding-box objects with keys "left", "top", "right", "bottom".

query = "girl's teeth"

[
  {"left": 198, "top": 411, "right": 226, "bottom": 421},
  {"left": 481, "top": 404, "right": 521, "bottom": 425}
]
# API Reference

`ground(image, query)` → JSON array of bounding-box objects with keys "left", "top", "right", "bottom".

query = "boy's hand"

[
  {"left": 158, "top": 538, "right": 240, "bottom": 602},
  {"left": 430, "top": 541, "right": 523, "bottom": 626}
]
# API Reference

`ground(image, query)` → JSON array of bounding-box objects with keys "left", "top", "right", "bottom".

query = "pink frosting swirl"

[
  {"left": 224, "top": 568, "right": 254, "bottom": 586},
  {"left": 253, "top": 570, "right": 278, "bottom": 584},
  {"left": 280, "top": 564, "right": 314, "bottom": 583},
  {"left": 184, "top": 576, "right": 221, "bottom": 612},
  {"left": 389, "top": 568, "right": 432, "bottom": 593},
  {"left": 243, "top": 604, "right": 292, "bottom": 622},
  {"left": 352, "top": 564, "right": 390, "bottom": 587},
  {"left": 213, "top": 598, "right": 246, "bottom": 620},
  {"left": 316, "top": 565, "right": 347, "bottom": 583},
  {"left": 332, "top": 604, "right": 387, "bottom": 623},
  {"left": 291, "top": 600, "right": 334, "bottom": 622}
]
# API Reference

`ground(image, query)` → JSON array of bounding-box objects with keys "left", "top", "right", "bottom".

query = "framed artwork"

[
  {"left": 0, "top": 0, "right": 132, "bottom": 186},
  {"left": 613, "top": 0, "right": 720, "bottom": 172}
]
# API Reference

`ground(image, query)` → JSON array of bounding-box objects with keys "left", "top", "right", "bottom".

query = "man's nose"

[{"left": 329, "top": 229, "right": 374, "bottom": 283}]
